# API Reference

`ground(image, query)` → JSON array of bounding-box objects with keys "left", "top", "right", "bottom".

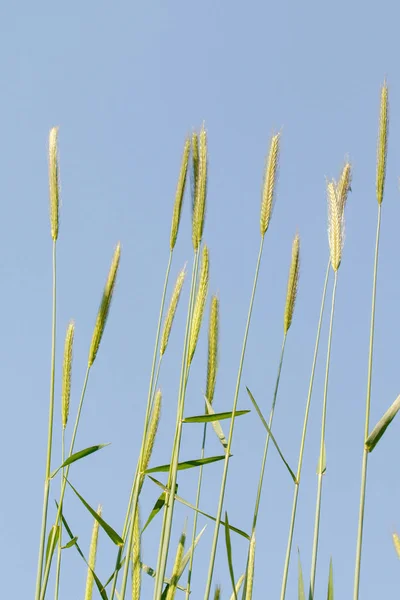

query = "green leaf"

[
  {"left": 205, "top": 397, "right": 228, "bottom": 451},
  {"left": 183, "top": 410, "right": 250, "bottom": 423},
  {"left": 50, "top": 444, "right": 110, "bottom": 478},
  {"left": 224, "top": 512, "right": 237, "bottom": 600},
  {"left": 298, "top": 551, "right": 305, "bottom": 600},
  {"left": 327, "top": 558, "right": 334, "bottom": 600},
  {"left": 142, "top": 492, "right": 166, "bottom": 533},
  {"left": 61, "top": 536, "right": 78, "bottom": 549},
  {"left": 45, "top": 525, "right": 59, "bottom": 567},
  {"left": 246, "top": 387, "right": 297, "bottom": 483},
  {"left": 365, "top": 394, "right": 400, "bottom": 452},
  {"left": 66, "top": 479, "right": 123, "bottom": 546},
  {"left": 103, "top": 558, "right": 126, "bottom": 589},
  {"left": 145, "top": 454, "right": 227, "bottom": 474},
  {"left": 147, "top": 476, "right": 250, "bottom": 540},
  {"left": 317, "top": 442, "right": 327, "bottom": 475}
]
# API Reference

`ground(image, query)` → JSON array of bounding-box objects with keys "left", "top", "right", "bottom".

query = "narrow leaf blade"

[
  {"left": 224, "top": 512, "right": 238, "bottom": 600},
  {"left": 50, "top": 443, "right": 110, "bottom": 478},
  {"left": 365, "top": 394, "right": 400, "bottom": 452},
  {"left": 183, "top": 410, "right": 250, "bottom": 423},
  {"left": 145, "top": 455, "right": 227, "bottom": 474}
]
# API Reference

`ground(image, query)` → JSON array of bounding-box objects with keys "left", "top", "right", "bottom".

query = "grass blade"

[
  {"left": 183, "top": 410, "right": 250, "bottom": 423},
  {"left": 50, "top": 444, "right": 110, "bottom": 478},
  {"left": 145, "top": 455, "right": 227, "bottom": 474},
  {"left": 224, "top": 512, "right": 238, "bottom": 600},
  {"left": 365, "top": 394, "right": 400, "bottom": 452},
  {"left": 298, "top": 551, "right": 305, "bottom": 600}
]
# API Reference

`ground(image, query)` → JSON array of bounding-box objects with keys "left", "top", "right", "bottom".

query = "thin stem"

[
  {"left": 39, "top": 365, "right": 91, "bottom": 600},
  {"left": 35, "top": 240, "right": 57, "bottom": 600},
  {"left": 109, "top": 251, "right": 173, "bottom": 600},
  {"left": 280, "top": 260, "right": 330, "bottom": 600},
  {"left": 353, "top": 204, "right": 382, "bottom": 600},
  {"left": 203, "top": 236, "right": 265, "bottom": 600},
  {"left": 54, "top": 429, "right": 66, "bottom": 600},
  {"left": 309, "top": 270, "right": 338, "bottom": 599}
]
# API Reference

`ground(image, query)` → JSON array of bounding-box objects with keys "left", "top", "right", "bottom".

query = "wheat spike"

[
  {"left": 140, "top": 390, "right": 162, "bottom": 485},
  {"left": 283, "top": 234, "right": 300, "bottom": 334},
  {"left": 84, "top": 505, "right": 102, "bottom": 600},
  {"left": 213, "top": 585, "right": 222, "bottom": 600},
  {"left": 192, "top": 125, "right": 207, "bottom": 250},
  {"left": 61, "top": 321, "right": 75, "bottom": 429},
  {"left": 327, "top": 181, "right": 343, "bottom": 272},
  {"left": 166, "top": 524, "right": 186, "bottom": 600},
  {"left": 245, "top": 532, "right": 256, "bottom": 599},
  {"left": 206, "top": 295, "right": 219, "bottom": 403},
  {"left": 336, "top": 161, "right": 352, "bottom": 214},
  {"left": 170, "top": 137, "right": 190, "bottom": 249},
  {"left": 160, "top": 267, "right": 186, "bottom": 356},
  {"left": 131, "top": 505, "right": 141, "bottom": 600},
  {"left": 188, "top": 245, "right": 209, "bottom": 365},
  {"left": 260, "top": 133, "right": 280, "bottom": 236},
  {"left": 48, "top": 127, "right": 60, "bottom": 241},
  {"left": 88, "top": 243, "right": 121, "bottom": 366},
  {"left": 393, "top": 533, "right": 400, "bottom": 560},
  {"left": 376, "top": 80, "right": 389, "bottom": 205}
]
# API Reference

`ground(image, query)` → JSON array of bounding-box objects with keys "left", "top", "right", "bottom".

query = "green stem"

[
  {"left": 309, "top": 269, "right": 338, "bottom": 599},
  {"left": 35, "top": 240, "right": 57, "bottom": 600},
  {"left": 203, "top": 236, "right": 265, "bottom": 600},
  {"left": 54, "top": 430, "right": 66, "bottom": 600},
  {"left": 280, "top": 260, "right": 330, "bottom": 600},
  {"left": 353, "top": 203, "right": 381, "bottom": 600}
]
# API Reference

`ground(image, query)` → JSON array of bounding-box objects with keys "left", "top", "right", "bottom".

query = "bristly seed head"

[
  {"left": 131, "top": 505, "right": 141, "bottom": 600},
  {"left": 49, "top": 127, "right": 60, "bottom": 241},
  {"left": 206, "top": 295, "right": 219, "bottom": 404},
  {"left": 84, "top": 504, "right": 102, "bottom": 600},
  {"left": 336, "top": 161, "right": 352, "bottom": 214},
  {"left": 62, "top": 320, "right": 75, "bottom": 429},
  {"left": 283, "top": 234, "right": 300, "bottom": 334},
  {"left": 376, "top": 79, "right": 389, "bottom": 205},
  {"left": 260, "top": 133, "right": 280, "bottom": 236},
  {"left": 160, "top": 266, "right": 186, "bottom": 356},
  {"left": 327, "top": 180, "right": 344, "bottom": 272},
  {"left": 188, "top": 245, "right": 209, "bottom": 365},
  {"left": 170, "top": 137, "right": 191, "bottom": 250},
  {"left": 140, "top": 389, "right": 162, "bottom": 485},
  {"left": 192, "top": 125, "right": 207, "bottom": 251}
]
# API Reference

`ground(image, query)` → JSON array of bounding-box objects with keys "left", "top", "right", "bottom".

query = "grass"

[{"left": 33, "top": 80, "right": 400, "bottom": 599}]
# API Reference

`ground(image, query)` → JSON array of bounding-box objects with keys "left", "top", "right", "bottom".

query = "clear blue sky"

[{"left": 1, "top": 1, "right": 400, "bottom": 598}]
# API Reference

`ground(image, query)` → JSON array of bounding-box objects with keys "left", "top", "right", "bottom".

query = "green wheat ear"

[
  {"left": 192, "top": 125, "right": 208, "bottom": 250},
  {"left": 188, "top": 245, "right": 209, "bottom": 365},
  {"left": 131, "top": 505, "right": 141, "bottom": 600},
  {"left": 260, "top": 132, "right": 280, "bottom": 236},
  {"left": 170, "top": 137, "right": 191, "bottom": 250},
  {"left": 61, "top": 321, "right": 75, "bottom": 429},
  {"left": 376, "top": 79, "right": 389, "bottom": 205},
  {"left": 84, "top": 505, "right": 102, "bottom": 600},
  {"left": 160, "top": 266, "right": 186, "bottom": 356},
  {"left": 283, "top": 233, "right": 300, "bottom": 334},
  {"left": 206, "top": 295, "right": 219, "bottom": 404},
  {"left": 48, "top": 126, "right": 60, "bottom": 241}
]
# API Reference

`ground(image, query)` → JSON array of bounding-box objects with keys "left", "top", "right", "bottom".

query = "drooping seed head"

[
  {"left": 170, "top": 137, "right": 190, "bottom": 250},
  {"left": 260, "top": 133, "right": 280, "bottom": 236},
  {"left": 49, "top": 127, "right": 60, "bottom": 241},
  {"left": 88, "top": 243, "right": 121, "bottom": 367},
  {"left": 376, "top": 80, "right": 389, "bottom": 205},
  {"left": 84, "top": 504, "right": 102, "bottom": 600},
  {"left": 188, "top": 245, "right": 209, "bottom": 365},
  {"left": 131, "top": 505, "right": 141, "bottom": 600},
  {"left": 206, "top": 295, "right": 219, "bottom": 403},
  {"left": 327, "top": 180, "right": 344, "bottom": 272},
  {"left": 62, "top": 320, "right": 75, "bottom": 429},
  {"left": 160, "top": 266, "right": 186, "bottom": 356},
  {"left": 192, "top": 125, "right": 208, "bottom": 250},
  {"left": 283, "top": 234, "right": 300, "bottom": 334},
  {"left": 166, "top": 523, "right": 187, "bottom": 600}
]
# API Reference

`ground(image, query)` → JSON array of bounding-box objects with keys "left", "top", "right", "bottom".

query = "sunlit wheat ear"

[
  {"left": 376, "top": 79, "right": 389, "bottom": 205},
  {"left": 49, "top": 126, "right": 60, "bottom": 241},
  {"left": 61, "top": 321, "right": 75, "bottom": 429},
  {"left": 170, "top": 137, "right": 191, "bottom": 250},
  {"left": 84, "top": 504, "right": 102, "bottom": 600},
  {"left": 166, "top": 523, "right": 187, "bottom": 600},
  {"left": 141, "top": 389, "right": 162, "bottom": 477},
  {"left": 191, "top": 131, "right": 199, "bottom": 214},
  {"left": 160, "top": 266, "right": 186, "bottom": 356},
  {"left": 192, "top": 125, "right": 208, "bottom": 250},
  {"left": 284, "top": 233, "right": 300, "bottom": 334},
  {"left": 327, "top": 180, "right": 343, "bottom": 272},
  {"left": 260, "top": 133, "right": 280, "bottom": 236},
  {"left": 88, "top": 243, "right": 121, "bottom": 367},
  {"left": 131, "top": 505, "right": 141, "bottom": 600},
  {"left": 245, "top": 532, "right": 256, "bottom": 600},
  {"left": 206, "top": 295, "right": 219, "bottom": 404},
  {"left": 393, "top": 533, "right": 400, "bottom": 559},
  {"left": 188, "top": 245, "right": 209, "bottom": 365},
  {"left": 213, "top": 585, "right": 221, "bottom": 600},
  {"left": 336, "top": 161, "right": 352, "bottom": 214}
]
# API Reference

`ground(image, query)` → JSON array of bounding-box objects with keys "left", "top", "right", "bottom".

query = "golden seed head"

[
  {"left": 141, "top": 390, "right": 162, "bottom": 479},
  {"left": 84, "top": 504, "right": 102, "bottom": 600},
  {"left": 131, "top": 506, "right": 141, "bottom": 600},
  {"left": 88, "top": 243, "right": 121, "bottom": 367},
  {"left": 327, "top": 180, "right": 344, "bottom": 272},
  {"left": 393, "top": 533, "right": 400, "bottom": 560},
  {"left": 170, "top": 137, "right": 191, "bottom": 250},
  {"left": 260, "top": 133, "right": 280, "bottom": 236},
  {"left": 192, "top": 125, "right": 208, "bottom": 250},
  {"left": 160, "top": 266, "right": 186, "bottom": 356},
  {"left": 336, "top": 161, "right": 352, "bottom": 214},
  {"left": 377, "top": 80, "right": 389, "bottom": 205},
  {"left": 191, "top": 131, "right": 199, "bottom": 214},
  {"left": 206, "top": 295, "right": 219, "bottom": 403},
  {"left": 61, "top": 320, "right": 75, "bottom": 429},
  {"left": 188, "top": 245, "right": 209, "bottom": 365},
  {"left": 283, "top": 234, "right": 300, "bottom": 334},
  {"left": 166, "top": 525, "right": 187, "bottom": 600},
  {"left": 49, "top": 126, "right": 60, "bottom": 241}
]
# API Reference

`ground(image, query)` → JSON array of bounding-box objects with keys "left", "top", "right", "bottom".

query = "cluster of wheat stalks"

[{"left": 34, "top": 80, "right": 400, "bottom": 600}]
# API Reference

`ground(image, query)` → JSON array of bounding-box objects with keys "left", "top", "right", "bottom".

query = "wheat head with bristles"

[
  {"left": 48, "top": 126, "right": 60, "bottom": 241},
  {"left": 206, "top": 295, "right": 219, "bottom": 403},
  {"left": 61, "top": 321, "right": 75, "bottom": 429},
  {"left": 376, "top": 79, "right": 389, "bottom": 205},
  {"left": 166, "top": 524, "right": 187, "bottom": 600},
  {"left": 131, "top": 504, "right": 141, "bottom": 600},
  {"left": 283, "top": 233, "right": 300, "bottom": 334},
  {"left": 192, "top": 125, "right": 207, "bottom": 250},
  {"left": 245, "top": 532, "right": 256, "bottom": 600},
  {"left": 260, "top": 133, "right": 280, "bottom": 236},
  {"left": 88, "top": 243, "right": 121, "bottom": 367},
  {"left": 160, "top": 266, "right": 186, "bottom": 356},
  {"left": 140, "top": 389, "right": 162, "bottom": 484},
  {"left": 213, "top": 585, "right": 222, "bottom": 600},
  {"left": 191, "top": 131, "right": 199, "bottom": 214},
  {"left": 336, "top": 161, "right": 352, "bottom": 214},
  {"left": 188, "top": 245, "right": 210, "bottom": 365},
  {"left": 327, "top": 180, "right": 343, "bottom": 272},
  {"left": 84, "top": 505, "right": 102, "bottom": 600},
  {"left": 170, "top": 137, "right": 191, "bottom": 250}
]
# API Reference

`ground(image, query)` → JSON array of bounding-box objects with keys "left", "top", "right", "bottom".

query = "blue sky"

[{"left": 1, "top": 1, "right": 400, "bottom": 598}]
